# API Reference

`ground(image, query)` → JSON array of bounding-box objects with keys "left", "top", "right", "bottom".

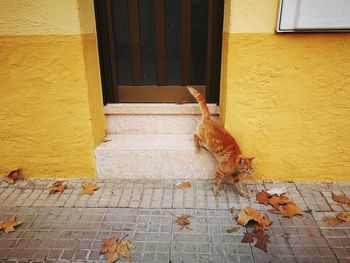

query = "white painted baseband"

[{"left": 95, "top": 134, "right": 217, "bottom": 179}]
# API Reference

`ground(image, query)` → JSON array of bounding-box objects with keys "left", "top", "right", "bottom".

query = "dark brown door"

[{"left": 95, "top": 0, "right": 224, "bottom": 103}]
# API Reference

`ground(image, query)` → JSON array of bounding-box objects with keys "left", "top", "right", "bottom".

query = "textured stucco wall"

[
  {"left": 0, "top": 0, "right": 96, "bottom": 35},
  {"left": 0, "top": 0, "right": 105, "bottom": 178},
  {"left": 220, "top": 0, "right": 350, "bottom": 181}
]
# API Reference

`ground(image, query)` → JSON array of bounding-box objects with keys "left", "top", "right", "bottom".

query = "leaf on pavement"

[
  {"left": 236, "top": 207, "right": 272, "bottom": 230},
  {"left": 236, "top": 209, "right": 252, "bottom": 226},
  {"left": 322, "top": 216, "right": 342, "bottom": 226},
  {"left": 176, "top": 181, "right": 192, "bottom": 189},
  {"left": 0, "top": 216, "right": 22, "bottom": 233},
  {"left": 228, "top": 207, "right": 235, "bottom": 213},
  {"left": 337, "top": 212, "right": 350, "bottom": 223},
  {"left": 267, "top": 195, "right": 290, "bottom": 210},
  {"left": 226, "top": 226, "right": 240, "bottom": 233},
  {"left": 100, "top": 235, "right": 134, "bottom": 263},
  {"left": 332, "top": 192, "right": 350, "bottom": 205},
  {"left": 241, "top": 232, "right": 254, "bottom": 243},
  {"left": 2, "top": 169, "right": 24, "bottom": 185},
  {"left": 256, "top": 191, "right": 302, "bottom": 218},
  {"left": 80, "top": 182, "right": 98, "bottom": 196},
  {"left": 276, "top": 202, "right": 302, "bottom": 218},
  {"left": 256, "top": 191, "right": 270, "bottom": 205},
  {"left": 174, "top": 214, "right": 192, "bottom": 230},
  {"left": 254, "top": 231, "right": 270, "bottom": 252},
  {"left": 49, "top": 180, "right": 66, "bottom": 194},
  {"left": 100, "top": 236, "right": 118, "bottom": 254}
]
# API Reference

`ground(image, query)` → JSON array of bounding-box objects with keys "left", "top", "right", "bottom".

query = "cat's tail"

[{"left": 187, "top": 87, "right": 210, "bottom": 119}]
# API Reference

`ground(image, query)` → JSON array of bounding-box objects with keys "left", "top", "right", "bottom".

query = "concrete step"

[
  {"left": 95, "top": 134, "right": 217, "bottom": 179},
  {"left": 105, "top": 103, "right": 220, "bottom": 135}
]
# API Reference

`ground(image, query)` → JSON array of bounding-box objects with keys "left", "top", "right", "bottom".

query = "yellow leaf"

[
  {"left": 176, "top": 182, "right": 192, "bottom": 189},
  {"left": 80, "top": 182, "right": 98, "bottom": 196},
  {"left": 236, "top": 209, "right": 252, "bottom": 226},
  {"left": 0, "top": 216, "right": 22, "bottom": 233}
]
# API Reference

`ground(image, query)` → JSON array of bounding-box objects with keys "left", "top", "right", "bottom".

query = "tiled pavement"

[{"left": 0, "top": 179, "right": 350, "bottom": 263}]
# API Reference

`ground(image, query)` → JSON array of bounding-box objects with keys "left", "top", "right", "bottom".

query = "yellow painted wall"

[
  {"left": 220, "top": 0, "right": 350, "bottom": 181},
  {"left": 0, "top": 0, "right": 105, "bottom": 178}
]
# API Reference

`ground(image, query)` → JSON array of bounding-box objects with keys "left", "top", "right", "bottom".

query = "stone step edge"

[{"left": 104, "top": 103, "right": 220, "bottom": 115}]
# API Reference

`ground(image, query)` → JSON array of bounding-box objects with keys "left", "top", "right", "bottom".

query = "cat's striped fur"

[{"left": 188, "top": 87, "right": 254, "bottom": 197}]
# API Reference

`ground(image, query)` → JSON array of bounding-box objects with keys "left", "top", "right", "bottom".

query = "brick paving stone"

[
  {"left": 296, "top": 182, "right": 332, "bottom": 212},
  {"left": 1, "top": 180, "right": 350, "bottom": 262}
]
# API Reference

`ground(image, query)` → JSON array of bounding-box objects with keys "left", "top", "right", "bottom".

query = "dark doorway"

[{"left": 94, "top": 0, "right": 224, "bottom": 104}]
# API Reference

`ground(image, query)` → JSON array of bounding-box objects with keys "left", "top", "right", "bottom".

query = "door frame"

[{"left": 94, "top": 0, "right": 224, "bottom": 104}]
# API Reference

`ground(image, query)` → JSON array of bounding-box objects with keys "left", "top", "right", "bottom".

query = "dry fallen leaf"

[
  {"left": 256, "top": 191, "right": 302, "bottom": 218},
  {"left": 236, "top": 207, "right": 272, "bottom": 230},
  {"left": 267, "top": 195, "right": 290, "bottom": 210},
  {"left": 80, "top": 182, "right": 98, "bottom": 196},
  {"left": 256, "top": 191, "right": 270, "bottom": 205},
  {"left": 0, "top": 216, "right": 22, "bottom": 233},
  {"left": 100, "top": 236, "right": 118, "bottom": 254},
  {"left": 2, "top": 169, "right": 24, "bottom": 185},
  {"left": 236, "top": 209, "right": 252, "bottom": 226},
  {"left": 241, "top": 232, "right": 254, "bottom": 243},
  {"left": 337, "top": 212, "right": 350, "bottom": 223},
  {"left": 254, "top": 230, "right": 270, "bottom": 252},
  {"left": 332, "top": 192, "right": 350, "bottom": 205},
  {"left": 276, "top": 202, "right": 302, "bottom": 218},
  {"left": 49, "top": 180, "right": 66, "bottom": 194},
  {"left": 228, "top": 207, "right": 235, "bottom": 214},
  {"left": 100, "top": 235, "right": 134, "bottom": 263},
  {"left": 322, "top": 216, "right": 342, "bottom": 226},
  {"left": 227, "top": 226, "right": 240, "bottom": 233},
  {"left": 176, "top": 181, "right": 192, "bottom": 189},
  {"left": 174, "top": 214, "right": 192, "bottom": 230}
]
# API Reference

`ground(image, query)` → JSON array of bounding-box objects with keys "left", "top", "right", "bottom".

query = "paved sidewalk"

[{"left": 0, "top": 179, "right": 350, "bottom": 263}]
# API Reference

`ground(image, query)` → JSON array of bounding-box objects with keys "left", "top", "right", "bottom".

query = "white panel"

[
  {"left": 277, "top": 0, "right": 350, "bottom": 32},
  {"left": 278, "top": 0, "right": 299, "bottom": 31}
]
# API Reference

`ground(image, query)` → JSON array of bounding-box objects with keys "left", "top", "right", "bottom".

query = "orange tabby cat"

[{"left": 188, "top": 87, "right": 255, "bottom": 197}]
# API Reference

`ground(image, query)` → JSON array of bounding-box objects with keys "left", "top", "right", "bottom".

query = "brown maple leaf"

[
  {"left": 174, "top": 213, "right": 192, "bottom": 230},
  {"left": 100, "top": 235, "right": 134, "bottom": 263},
  {"left": 236, "top": 207, "right": 272, "bottom": 230},
  {"left": 256, "top": 191, "right": 271, "bottom": 205},
  {"left": 276, "top": 202, "right": 302, "bottom": 218},
  {"left": 241, "top": 232, "right": 254, "bottom": 243},
  {"left": 254, "top": 231, "right": 270, "bottom": 252},
  {"left": 2, "top": 169, "right": 24, "bottom": 185},
  {"left": 268, "top": 195, "right": 291, "bottom": 210},
  {"left": 176, "top": 182, "right": 192, "bottom": 189},
  {"left": 228, "top": 207, "right": 235, "bottom": 213},
  {"left": 322, "top": 216, "right": 342, "bottom": 226},
  {"left": 49, "top": 180, "right": 66, "bottom": 194},
  {"left": 0, "top": 216, "right": 22, "bottom": 233},
  {"left": 332, "top": 192, "right": 350, "bottom": 205},
  {"left": 100, "top": 236, "right": 118, "bottom": 254},
  {"left": 80, "top": 182, "right": 98, "bottom": 196},
  {"left": 245, "top": 207, "right": 272, "bottom": 230},
  {"left": 337, "top": 212, "right": 350, "bottom": 223}
]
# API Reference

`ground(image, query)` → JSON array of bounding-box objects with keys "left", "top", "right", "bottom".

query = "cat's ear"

[{"left": 249, "top": 157, "right": 255, "bottom": 162}]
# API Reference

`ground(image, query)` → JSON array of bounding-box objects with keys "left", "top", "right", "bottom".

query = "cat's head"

[{"left": 235, "top": 156, "right": 255, "bottom": 176}]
